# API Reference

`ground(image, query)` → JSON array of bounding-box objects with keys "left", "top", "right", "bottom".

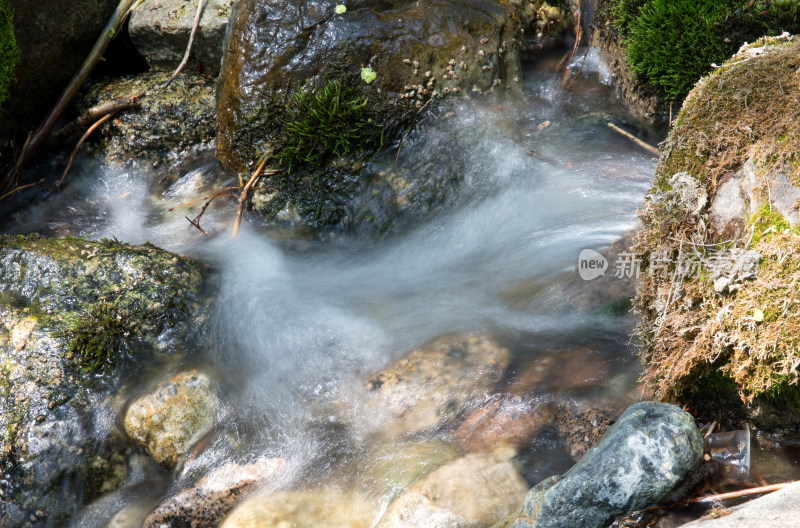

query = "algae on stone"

[{"left": 0, "top": 235, "right": 209, "bottom": 526}]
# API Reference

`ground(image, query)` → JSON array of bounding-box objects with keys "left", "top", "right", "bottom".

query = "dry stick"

[
  {"left": 48, "top": 92, "right": 144, "bottom": 146},
  {"left": 232, "top": 154, "right": 271, "bottom": 237},
  {"left": 565, "top": 45, "right": 590, "bottom": 90},
  {"left": 185, "top": 186, "right": 238, "bottom": 235},
  {"left": 689, "top": 481, "right": 800, "bottom": 504},
  {"left": 168, "top": 187, "right": 240, "bottom": 211},
  {"left": 607, "top": 122, "right": 660, "bottom": 156},
  {"left": 161, "top": 0, "right": 207, "bottom": 90},
  {"left": 0, "top": 180, "right": 45, "bottom": 201},
  {"left": 395, "top": 95, "right": 436, "bottom": 162},
  {"left": 567, "top": 6, "right": 582, "bottom": 65},
  {"left": 186, "top": 216, "right": 211, "bottom": 237},
  {"left": 8, "top": 0, "right": 136, "bottom": 186},
  {"left": 59, "top": 113, "right": 118, "bottom": 188}
]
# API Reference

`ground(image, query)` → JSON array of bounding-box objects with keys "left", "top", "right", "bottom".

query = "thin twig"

[
  {"left": 396, "top": 95, "right": 436, "bottom": 162},
  {"left": 565, "top": 46, "right": 590, "bottom": 89},
  {"left": 689, "top": 481, "right": 800, "bottom": 503},
  {"left": 162, "top": 0, "right": 207, "bottom": 90},
  {"left": 232, "top": 153, "right": 271, "bottom": 236},
  {"left": 0, "top": 179, "right": 45, "bottom": 201},
  {"left": 168, "top": 187, "right": 239, "bottom": 211},
  {"left": 607, "top": 122, "right": 660, "bottom": 156},
  {"left": 535, "top": 20, "right": 551, "bottom": 54},
  {"left": 59, "top": 113, "right": 117, "bottom": 188},
  {"left": 48, "top": 92, "right": 144, "bottom": 146},
  {"left": 567, "top": 6, "right": 582, "bottom": 65},
  {"left": 185, "top": 216, "right": 211, "bottom": 237}
]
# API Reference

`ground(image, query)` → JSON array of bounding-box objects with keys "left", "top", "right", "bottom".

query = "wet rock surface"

[
  {"left": 455, "top": 396, "right": 558, "bottom": 453},
  {"left": 142, "top": 457, "right": 285, "bottom": 528},
  {"left": 360, "top": 333, "right": 511, "bottom": 438},
  {"left": 215, "top": 0, "right": 572, "bottom": 228},
  {"left": 220, "top": 487, "right": 378, "bottom": 528},
  {"left": 217, "top": 0, "right": 543, "bottom": 171},
  {"left": 129, "top": 0, "right": 235, "bottom": 76},
  {"left": 124, "top": 369, "right": 217, "bottom": 467},
  {"left": 77, "top": 72, "right": 216, "bottom": 164},
  {"left": 509, "top": 402, "right": 704, "bottom": 528},
  {"left": 0, "top": 235, "right": 208, "bottom": 527},
  {"left": 376, "top": 452, "right": 529, "bottom": 528}
]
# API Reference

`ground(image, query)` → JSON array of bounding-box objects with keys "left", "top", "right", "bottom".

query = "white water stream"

[{"left": 6, "top": 49, "right": 662, "bottom": 527}]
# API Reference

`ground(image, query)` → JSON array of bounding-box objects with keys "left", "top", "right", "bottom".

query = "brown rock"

[
  {"left": 376, "top": 453, "right": 529, "bottom": 528},
  {"left": 454, "top": 395, "right": 557, "bottom": 452},
  {"left": 510, "top": 346, "right": 611, "bottom": 396},
  {"left": 143, "top": 458, "right": 285, "bottom": 528},
  {"left": 220, "top": 487, "right": 377, "bottom": 528},
  {"left": 362, "top": 333, "right": 511, "bottom": 438}
]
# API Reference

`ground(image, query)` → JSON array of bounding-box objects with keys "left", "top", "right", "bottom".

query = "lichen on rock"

[{"left": 633, "top": 35, "right": 800, "bottom": 432}]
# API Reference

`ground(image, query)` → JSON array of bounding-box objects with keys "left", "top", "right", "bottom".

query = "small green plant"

[
  {"left": 58, "top": 302, "right": 142, "bottom": 375},
  {"left": 276, "top": 79, "right": 381, "bottom": 171},
  {"left": 625, "top": 0, "right": 738, "bottom": 100},
  {"left": 0, "top": 0, "right": 19, "bottom": 108},
  {"left": 749, "top": 203, "right": 793, "bottom": 245},
  {"left": 618, "top": 0, "right": 800, "bottom": 101}
]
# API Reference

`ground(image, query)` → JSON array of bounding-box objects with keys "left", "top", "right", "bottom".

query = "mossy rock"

[
  {"left": 633, "top": 36, "right": 800, "bottom": 433},
  {"left": 0, "top": 235, "right": 210, "bottom": 526},
  {"left": 216, "top": 0, "right": 570, "bottom": 228},
  {"left": 77, "top": 72, "right": 217, "bottom": 165}
]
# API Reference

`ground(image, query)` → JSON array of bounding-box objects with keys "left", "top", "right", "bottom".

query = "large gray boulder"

[
  {"left": 0, "top": 235, "right": 208, "bottom": 527},
  {"left": 215, "top": 0, "right": 571, "bottom": 227},
  {"left": 129, "top": 0, "right": 235, "bottom": 76},
  {"left": 510, "top": 402, "right": 704, "bottom": 528}
]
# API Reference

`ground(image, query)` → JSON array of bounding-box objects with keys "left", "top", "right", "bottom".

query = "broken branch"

[
  {"left": 59, "top": 113, "right": 117, "bottom": 188},
  {"left": 607, "top": 122, "right": 660, "bottom": 156}
]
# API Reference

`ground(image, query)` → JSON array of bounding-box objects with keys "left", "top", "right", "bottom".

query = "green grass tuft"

[
  {"left": 0, "top": 0, "right": 19, "bottom": 108},
  {"left": 276, "top": 79, "right": 382, "bottom": 171}
]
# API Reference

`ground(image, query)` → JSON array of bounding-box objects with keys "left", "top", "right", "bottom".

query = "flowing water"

[{"left": 5, "top": 49, "right": 678, "bottom": 526}]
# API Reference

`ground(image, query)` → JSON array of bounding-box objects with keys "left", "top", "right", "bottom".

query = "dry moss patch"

[
  {"left": 659, "top": 36, "right": 800, "bottom": 191},
  {"left": 635, "top": 36, "right": 800, "bottom": 413}
]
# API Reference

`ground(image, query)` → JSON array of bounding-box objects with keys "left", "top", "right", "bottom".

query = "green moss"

[
  {"left": 619, "top": 0, "right": 800, "bottom": 101},
  {"left": 749, "top": 203, "right": 792, "bottom": 246},
  {"left": 276, "top": 79, "right": 382, "bottom": 171},
  {"left": 625, "top": 0, "right": 739, "bottom": 100},
  {"left": 0, "top": 0, "right": 17, "bottom": 109},
  {"left": 269, "top": 79, "right": 385, "bottom": 226},
  {"left": 56, "top": 302, "right": 144, "bottom": 375}
]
